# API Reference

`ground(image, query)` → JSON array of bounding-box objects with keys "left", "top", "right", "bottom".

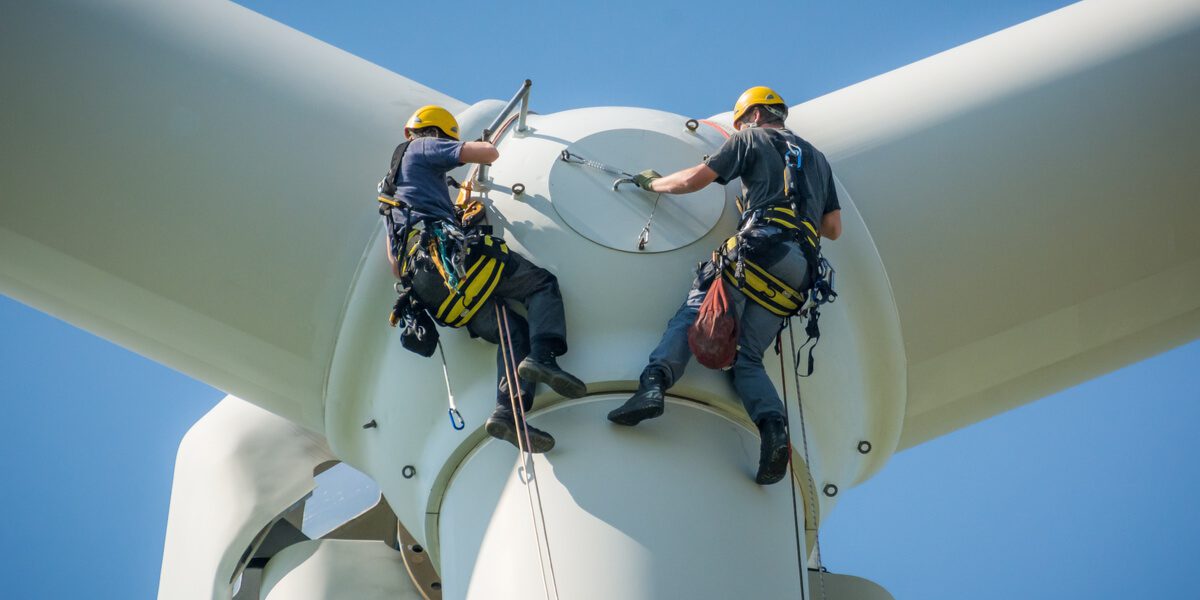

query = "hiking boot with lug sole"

[
  {"left": 517, "top": 355, "right": 587, "bottom": 399},
  {"left": 755, "top": 415, "right": 790, "bottom": 485},
  {"left": 607, "top": 368, "right": 667, "bottom": 426},
  {"left": 486, "top": 415, "right": 556, "bottom": 454}
]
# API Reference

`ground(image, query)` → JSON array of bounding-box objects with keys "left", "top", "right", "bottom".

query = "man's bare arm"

[
  {"left": 821, "top": 209, "right": 842, "bottom": 240},
  {"left": 649, "top": 164, "right": 720, "bottom": 195},
  {"left": 459, "top": 141, "right": 499, "bottom": 165},
  {"left": 385, "top": 236, "right": 401, "bottom": 278}
]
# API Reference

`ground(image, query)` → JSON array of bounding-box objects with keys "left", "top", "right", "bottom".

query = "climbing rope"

[
  {"left": 786, "top": 319, "right": 827, "bottom": 600},
  {"left": 776, "top": 333, "right": 808, "bottom": 599},
  {"left": 496, "top": 304, "right": 561, "bottom": 600},
  {"left": 436, "top": 341, "right": 465, "bottom": 430}
]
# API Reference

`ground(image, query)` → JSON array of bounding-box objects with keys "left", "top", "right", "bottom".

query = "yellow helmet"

[
  {"left": 405, "top": 105, "right": 460, "bottom": 140},
  {"left": 732, "top": 86, "right": 786, "bottom": 129}
]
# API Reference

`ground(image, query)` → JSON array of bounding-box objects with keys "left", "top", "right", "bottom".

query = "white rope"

[
  {"left": 788, "top": 319, "right": 827, "bottom": 600},
  {"left": 496, "top": 304, "right": 561, "bottom": 600}
]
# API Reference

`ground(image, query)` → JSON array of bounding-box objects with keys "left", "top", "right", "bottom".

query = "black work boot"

[
  {"left": 485, "top": 410, "right": 556, "bottom": 454},
  {"left": 607, "top": 367, "right": 667, "bottom": 426},
  {"left": 755, "top": 415, "right": 791, "bottom": 485},
  {"left": 517, "top": 347, "right": 587, "bottom": 399}
]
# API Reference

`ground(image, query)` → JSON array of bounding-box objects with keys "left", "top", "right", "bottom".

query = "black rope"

[
  {"left": 776, "top": 327, "right": 808, "bottom": 599},
  {"left": 788, "top": 320, "right": 827, "bottom": 600}
]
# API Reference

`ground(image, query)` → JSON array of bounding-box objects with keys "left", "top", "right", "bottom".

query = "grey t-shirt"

[{"left": 704, "top": 127, "right": 840, "bottom": 230}]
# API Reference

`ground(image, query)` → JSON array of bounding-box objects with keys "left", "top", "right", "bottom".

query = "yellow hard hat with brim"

[
  {"left": 405, "top": 105, "right": 460, "bottom": 140},
  {"left": 732, "top": 86, "right": 786, "bottom": 130}
]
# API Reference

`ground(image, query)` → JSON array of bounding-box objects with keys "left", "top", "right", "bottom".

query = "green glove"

[{"left": 632, "top": 169, "right": 661, "bottom": 192}]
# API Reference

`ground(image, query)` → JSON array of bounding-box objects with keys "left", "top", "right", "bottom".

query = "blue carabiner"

[{"left": 448, "top": 408, "right": 465, "bottom": 431}]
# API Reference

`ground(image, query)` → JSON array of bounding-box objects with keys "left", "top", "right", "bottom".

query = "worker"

[
  {"left": 606, "top": 87, "right": 842, "bottom": 484},
  {"left": 380, "top": 105, "right": 587, "bottom": 453}
]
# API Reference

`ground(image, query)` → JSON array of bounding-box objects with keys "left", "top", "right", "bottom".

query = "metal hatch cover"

[{"left": 548, "top": 128, "right": 726, "bottom": 253}]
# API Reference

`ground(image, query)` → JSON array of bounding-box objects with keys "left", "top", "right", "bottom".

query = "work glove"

[{"left": 632, "top": 169, "right": 661, "bottom": 192}]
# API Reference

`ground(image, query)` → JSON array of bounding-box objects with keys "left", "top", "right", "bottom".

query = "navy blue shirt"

[{"left": 391, "top": 137, "right": 463, "bottom": 222}]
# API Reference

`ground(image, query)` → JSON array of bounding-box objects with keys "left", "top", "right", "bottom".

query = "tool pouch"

[{"left": 688, "top": 276, "right": 739, "bottom": 370}]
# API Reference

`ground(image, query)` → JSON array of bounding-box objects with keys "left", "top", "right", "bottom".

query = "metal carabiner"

[
  {"left": 448, "top": 408, "right": 465, "bottom": 431},
  {"left": 612, "top": 177, "right": 637, "bottom": 191}
]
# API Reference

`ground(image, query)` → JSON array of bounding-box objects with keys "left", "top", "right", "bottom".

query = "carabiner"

[
  {"left": 448, "top": 408, "right": 465, "bottom": 431},
  {"left": 612, "top": 177, "right": 637, "bottom": 191}
]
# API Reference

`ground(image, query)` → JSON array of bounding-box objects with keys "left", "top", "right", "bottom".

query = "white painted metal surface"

[
  {"left": 551, "top": 125, "right": 725, "bottom": 252},
  {"left": 791, "top": 0, "right": 1200, "bottom": 446},
  {"left": 323, "top": 105, "right": 903, "bottom": 559},
  {"left": 158, "top": 396, "right": 334, "bottom": 600},
  {"left": 808, "top": 572, "right": 895, "bottom": 599},
  {"left": 0, "top": 0, "right": 1197, "bottom": 598},
  {"left": 438, "top": 398, "right": 809, "bottom": 599},
  {"left": 260, "top": 540, "right": 424, "bottom": 600},
  {"left": 0, "top": 0, "right": 463, "bottom": 432}
]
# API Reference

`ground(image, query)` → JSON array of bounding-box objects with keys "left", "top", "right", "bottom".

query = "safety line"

[
  {"left": 777, "top": 332, "right": 808, "bottom": 599},
  {"left": 496, "top": 304, "right": 561, "bottom": 600},
  {"left": 436, "top": 341, "right": 464, "bottom": 430},
  {"left": 505, "top": 314, "right": 563, "bottom": 600},
  {"left": 788, "top": 320, "right": 827, "bottom": 600},
  {"left": 636, "top": 192, "right": 662, "bottom": 250}
]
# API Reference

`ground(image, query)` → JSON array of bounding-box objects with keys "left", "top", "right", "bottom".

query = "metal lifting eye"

[
  {"left": 685, "top": 118, "right": 699, "bottom": 132},
  {"left": 512, "top": 183, "right": 525, "bottom": 196}
]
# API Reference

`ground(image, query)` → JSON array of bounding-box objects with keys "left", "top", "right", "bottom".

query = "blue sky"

[{"left": 3, "top": 1, "right": 1198, "bottom": 598}]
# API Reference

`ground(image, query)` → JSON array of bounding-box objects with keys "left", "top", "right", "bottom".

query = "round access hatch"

[{"left": 548, "top": 128, "right": 726, "bottom": 253}]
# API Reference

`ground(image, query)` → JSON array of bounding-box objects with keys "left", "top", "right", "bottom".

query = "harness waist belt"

[{"left": 720, "top": 236, "right": 806, "bottom": 318}]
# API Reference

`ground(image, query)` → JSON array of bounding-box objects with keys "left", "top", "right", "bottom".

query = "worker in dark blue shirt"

[{"left": 381, "top": 105, "right": 587, "bottom": 453}]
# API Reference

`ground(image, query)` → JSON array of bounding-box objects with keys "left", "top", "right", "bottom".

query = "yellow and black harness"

[
  {"left": 378, "top": 141, "right": 509, "bottom": 359},
  {"left": 720, "top": 205, "right": 820, "bottom": 318},
  {"left": 713, "top": 129, "right": 839, "bottom": 376},
  {"left": 382, "top": 197, "right": 510, "bottom": 330}
]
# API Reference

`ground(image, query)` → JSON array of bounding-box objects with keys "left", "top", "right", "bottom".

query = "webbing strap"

[
  {"left": 760, "top": 206, "right": 819, "bottom": 247},
  {"left": 720, "top": 236, "right": 806, "bottom": 318},
  {"left": 723, "top": 260, "right": 805, "bottom": 317},
  {"left": 433, "top": 236, "right": 509, "bottom": 327}
]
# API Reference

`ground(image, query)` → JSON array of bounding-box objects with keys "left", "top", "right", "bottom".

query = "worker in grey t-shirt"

[{"left": 607, "top": 86, "right": 843, "bottom": 485}]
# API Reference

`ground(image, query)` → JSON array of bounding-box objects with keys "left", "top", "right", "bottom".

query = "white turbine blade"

[
  {"left": 158, "top": 396, "right": 334, "bottom": 600},
  {"left": 0, "top": 0, "right": 463, "bottom": 431},
  {"left": 791, "top": 0, "right": 1200, "bottom": 447}
]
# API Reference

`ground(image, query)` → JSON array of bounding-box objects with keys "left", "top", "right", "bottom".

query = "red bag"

[{"left": 688, "top": 277, "right": 739, "bottom": 369}]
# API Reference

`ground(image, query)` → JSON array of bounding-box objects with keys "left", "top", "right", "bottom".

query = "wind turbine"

[{"left": 2, "top": 0, "right": 1197, "bottom": 598}]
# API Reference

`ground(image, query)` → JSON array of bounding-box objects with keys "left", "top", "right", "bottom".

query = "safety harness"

[
  {"left": 715, "top": 129, "right": 838, "bottom": 376},
  {"left": 379, "top": 141, "right": 510, "bottom": 335}
]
